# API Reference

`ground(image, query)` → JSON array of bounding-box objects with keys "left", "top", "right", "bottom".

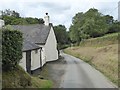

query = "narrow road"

[{"left": 59, "top": 52, "right": 117, "bottom": 88}]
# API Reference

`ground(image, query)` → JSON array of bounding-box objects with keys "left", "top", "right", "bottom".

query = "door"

[
  {"left": 40, "top": 48, "right": 42, "bottom": 68},
  {"left": 26, "top": 51, "right": 31, "bottom": 74}
]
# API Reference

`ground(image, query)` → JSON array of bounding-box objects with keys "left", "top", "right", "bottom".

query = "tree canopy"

[
  {"left": 53, "top": 25, "right": 70, "bottom": 50},
  {"left": 54, "top": 25, "right": 69, "bottom": 44},
  {"left": 69, "top": 8, "right": 120, "bottom": 44},
  {"left": 1, "top": 9, "right": 44, "bottom": 25}
]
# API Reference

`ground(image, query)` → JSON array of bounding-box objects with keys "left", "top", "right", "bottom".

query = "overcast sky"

[{"left": 0, "top": 0, "right": 120, "bottom": 29}]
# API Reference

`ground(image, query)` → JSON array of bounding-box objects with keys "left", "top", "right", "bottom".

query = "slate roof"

[
  {"left": 12, "top": 24, "right": 52, "bottom": 51},
  {"left": 23, "top": 40, "right": 40, "bottom": 51},
  {"left": 12, "top": 24, "right": 51, "bottom": 44}
]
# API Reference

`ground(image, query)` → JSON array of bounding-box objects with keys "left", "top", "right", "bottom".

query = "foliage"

[
  {"left": 1, "top": 9, "right": 20, "bottom": 18},
  {"left": 69, "top": 12, "right": 84, "bottom": 43},
  {"left": 54, "top": 25, "right": 70, "bottom": 49},
  {"left": 107, "top": 21, "right": 120, "bottom": 34},
  {"left": 54, "top": 25, "right": 69, "bottom": 44},
  {"left": 2, "top": 26, "right": 23, "bottom": 71},
  {"left": 69, "top": 8, "right": 120, "bottom": 44},
  {"left": 25, "top": 17, "right": 44, "bottom": 24},
  {"left": 1, "top": 9, "right": 44, "bottom": 25},
  {"left": 2, "top": 65, "right": 52, "bottom": 88}
]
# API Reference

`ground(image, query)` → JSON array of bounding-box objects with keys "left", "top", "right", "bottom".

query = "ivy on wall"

[{"left": 2, "top": 27, "right": 23, "bottom": 71}]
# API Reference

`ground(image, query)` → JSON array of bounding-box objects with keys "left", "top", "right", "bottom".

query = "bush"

[
  {"left": 2, "top": 27, "right": 23, "bottom": 71},
  {"left": 57, "top": 44, "right": 69, "bottom": 50}
]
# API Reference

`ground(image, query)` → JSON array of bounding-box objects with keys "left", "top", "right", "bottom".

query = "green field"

[{"left": 64, "top": 33, "right": 119, "bottom": 86}]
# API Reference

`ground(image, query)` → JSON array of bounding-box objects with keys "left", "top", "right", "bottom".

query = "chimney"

[
  {"left": 0, "top": 19, "right": 4, "bottom": 28},
  {"left": 44, "top": 13, "right": 50, "bottom": 26}
]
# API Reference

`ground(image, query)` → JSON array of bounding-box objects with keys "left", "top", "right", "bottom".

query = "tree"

[
  {"left": 1, "top": 9, "right": 20, "bottom": 18},
  {"left": 107, "top": 21, "right": 120, "bottom": 33},
  {"left": 69, "top": 25, "right": 81, "bottom": 43},
  {"left": 54, "top": 25, "right": 69, "bottom": 49},
  {"left": 103, "top": 15, "right": 113, "bottom": 25},
  {"left": 12, "top": 10, "right": 20, "bottom": 18},
  {"left": 2, "top": 26, "right": 23, "bottom": 71},
  {"left": 69, "top": 8, "right": 113, "bottom": 44},
  {"left": 1, "top": 9, "right": 44, "bottom": 25},
  {"left": 38, "top": 18, "right": 44, "bottom": 24},
  {"left": 25, "top": 17, "right": 38, "bottom": 24},
  {"left": 69, "top": 12, "right": 85, "bottom": 43},
  {"left": 54, "top": 25, "right": 69, "bottom": 44}
]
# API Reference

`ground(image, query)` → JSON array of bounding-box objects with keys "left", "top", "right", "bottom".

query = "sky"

[{"left": 0, "top": 0, "right": 120, "bottom": 30}]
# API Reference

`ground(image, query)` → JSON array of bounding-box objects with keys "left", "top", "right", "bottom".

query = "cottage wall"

[
  {"left": 20, "top": 49, "right": 41, "bottom": 71},
  {"left": 45, "top": 27, "right": 58, "bottom": 62},
  {"left": 31, "top": 49, "right": 40, "bottom": 70},
  {"left": 38, "top": 45, "right": 46, "bottom": 66},
  {"left": 19, "top": 52, "right": 26, "bottom": 71}
]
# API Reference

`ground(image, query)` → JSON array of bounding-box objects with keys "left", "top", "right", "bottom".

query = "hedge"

[{"left": 2, "top": 27, "right": 23, "bottom": 71}]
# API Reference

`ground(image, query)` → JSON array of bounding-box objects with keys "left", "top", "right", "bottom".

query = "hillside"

[
  {"left": 64, "top": 33, "right": 119, "bottom": 86},
  {"left": 2, "top": 65, "right": 52, "bottom": 88}
]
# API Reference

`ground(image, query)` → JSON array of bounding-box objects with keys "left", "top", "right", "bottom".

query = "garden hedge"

[{"left": 2, "top": 27, "right": 23, "bottom": 71}]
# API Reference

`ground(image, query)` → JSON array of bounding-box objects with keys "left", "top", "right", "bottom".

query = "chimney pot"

[
  {"left": 46, "top": 13, "right": 48, "bottom": 15},
  {"left": 44, "top": 13, "right": 50, "bottom": 26}
]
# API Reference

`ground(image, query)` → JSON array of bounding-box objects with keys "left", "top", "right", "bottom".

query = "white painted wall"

[
  {"left": 20, "top": 49, "right": 41, "bottom": 71},
  {"left": 45, "top": 27, "right": 58, "bottom": 62},
  {"left": 38, "top": 45, "right": 46, "bottom": 66},
  {"left": 19, "top": 52, "right": 26, "bottom": 71},
  {"left": 31, "top": 49, "right": 40, "bottom": 70},
  {"left": 44, "top": 14, "right": 50, "bottom": 26}
]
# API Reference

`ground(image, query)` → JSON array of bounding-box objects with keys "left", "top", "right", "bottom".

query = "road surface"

[{"left": 59, "top": 52, "right": 117, "bottom": 88}]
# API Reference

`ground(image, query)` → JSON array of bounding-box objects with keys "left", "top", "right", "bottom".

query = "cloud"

[
  {"left": 40, "top": 2, "right": 71, "bottom": 10},
  {"left": 0, "top": 0, "right": 119, "bottom": 30},
  {"left": 25, "top": 2, "right": 71, "bottom": 15},
  {"left": 87, "top": 2, "right": 118, "bottom": 19}
]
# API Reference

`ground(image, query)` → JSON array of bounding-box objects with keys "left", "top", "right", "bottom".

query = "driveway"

[{"left": 40, "top": 52, "right": 117, "bottom": 88}]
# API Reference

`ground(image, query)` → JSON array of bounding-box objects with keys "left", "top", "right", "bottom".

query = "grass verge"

[
  {"left": 64, "top": 45, "right": 118, "bottom": 86},
  {"left": 64, "top": 33, "right": 119, "bottom": 86},
  {"left": 2, "top": 65, "right": 52, "bottom": 88}
]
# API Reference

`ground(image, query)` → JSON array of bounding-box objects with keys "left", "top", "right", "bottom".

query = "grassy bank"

[
  {"left": 64, "top": 33, "right": 118, "bottom": 86},
  {"left": 80, "top": 33, "right": 118, "bottom": 47},
  {"left": 2, "top": 65, "right": 52, "bottom": 88}
]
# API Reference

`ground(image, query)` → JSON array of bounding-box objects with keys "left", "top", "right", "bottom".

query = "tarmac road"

[{"left": 59, "top": 52, "right": 117, "bottom": 88}]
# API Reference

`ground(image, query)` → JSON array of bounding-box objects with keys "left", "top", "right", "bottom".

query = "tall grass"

[
  {"left": 2, "top": 65, "right": 52, "bottom": 88},
  {"left": 80, "top": 33, "right": 118, "bottom": 47},
  {"left": 64, "top": 32, "right": 119, "bottom": 86}
]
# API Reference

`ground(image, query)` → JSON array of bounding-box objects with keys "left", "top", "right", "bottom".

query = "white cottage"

[
  {"left": 12, "top": 13, "right": 58, "bottom": 73},
  {"left": 19, "top": 40, "right": 41, "bottom": 73}
]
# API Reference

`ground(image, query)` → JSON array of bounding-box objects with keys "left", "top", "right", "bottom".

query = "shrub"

[{"left": 2, "top": 27, "right": 23, "bottom": 71}]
